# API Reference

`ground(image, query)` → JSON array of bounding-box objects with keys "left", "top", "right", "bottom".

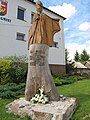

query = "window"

[
  {"left": 16, "top": 33, "right": 25, "bottom": 41},
  {"left": 53, "top": 42, "right": 59, "bottom": 48},
  {"left": 17, "top": 7, "right": 26, "bottom": 21},
  {"left": 31, "top": 12, "right": 35, "bottom": 24}
]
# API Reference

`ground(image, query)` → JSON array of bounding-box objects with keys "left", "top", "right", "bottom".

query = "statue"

[{"left": 25, "top": 0, "right": 61, "bottom": 101}]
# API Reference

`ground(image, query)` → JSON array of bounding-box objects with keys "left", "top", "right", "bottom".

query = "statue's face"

[{"left": 36, "top": 4, "right": 42, "bottom": 14}]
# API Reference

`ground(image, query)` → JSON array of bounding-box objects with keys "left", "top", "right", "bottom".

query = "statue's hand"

[
  {"left": 36, "top": 16, "right": 40, "bottom": 20},
  {"left": 35, "top": 14, "right": 40, "bottom": 20}
]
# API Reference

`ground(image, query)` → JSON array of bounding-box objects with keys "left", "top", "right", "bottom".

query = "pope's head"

[{"left": 36, "top": 0, "right": 43, "bottom": 14}]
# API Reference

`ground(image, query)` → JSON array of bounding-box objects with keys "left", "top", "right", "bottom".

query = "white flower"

[
  {"left": 30, "top": 86, "right": 49, "bottom": 104},
  {"left": 38, "top": 98, "right": 43, "bottom": 103},
  {"left": 39, "top": 88, "right": 44, "bottom": 94},
  {"left": 35, "top": 94, "right": 38, "bottom": 97},
  {"left": 42, "top": 101, "right": 45, "bottom": 103},
  {"left": 44, "top": 96, "right": 49, "bottom": 103},
  {"left": 35, "top": 94, "right": 40, "bottom": 99}
]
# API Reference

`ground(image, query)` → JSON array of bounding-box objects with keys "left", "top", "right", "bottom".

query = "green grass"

[
  {"left": 0, "top": 79, "right": 90, "bottom": 120},
  {"left": 0, "top": 98, "right": 32, "bottom": 120},
  {"left": 57, "top": 79, "right": 90, "bottom": 120}
]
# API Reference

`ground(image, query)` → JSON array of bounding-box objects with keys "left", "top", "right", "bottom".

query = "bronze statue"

[{"left": 25, "top": 0, "right": 61, "bottom": 101}]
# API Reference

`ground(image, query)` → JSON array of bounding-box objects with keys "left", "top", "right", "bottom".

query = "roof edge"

[{"left": 27, "top": 0, "right": 66, "bottom": 20}]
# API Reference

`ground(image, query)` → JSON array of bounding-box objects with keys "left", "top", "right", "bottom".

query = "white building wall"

[{"left": 0, "top": 0, "right": 65, "bottom": 65}]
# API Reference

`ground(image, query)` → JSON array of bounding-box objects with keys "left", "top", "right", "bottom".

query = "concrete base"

[{"left": 6, "top": 98, "right": 77, "bottom": 120}]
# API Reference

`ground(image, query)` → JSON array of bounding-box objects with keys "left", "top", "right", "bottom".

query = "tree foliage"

[
  {"left": 74, "top": 50, "right": 80, "bottom": 61},
  {"left": 65, "top": 49, "right": 74, "bottom": 73},
  {"left": 65, "top": 49, "right": 69, "bottom": 63},
  {"left": 74, "top": 49, "right": 90, "bottom": 63},
  {"left": 80, "top": 49, "right": 90, "bottom": 63}
]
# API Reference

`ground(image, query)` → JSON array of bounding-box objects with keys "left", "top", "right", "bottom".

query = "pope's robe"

[{"left": 28, "top": 13, "right": 60, "bottom": 49}]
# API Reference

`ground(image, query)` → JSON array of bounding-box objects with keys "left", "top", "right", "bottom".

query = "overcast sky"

[{"left": 35, "top": 0, "right": 90, "bottom": 60}]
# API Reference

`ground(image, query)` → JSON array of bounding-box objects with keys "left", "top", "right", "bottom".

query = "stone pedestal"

[{"left": 6, "top": 98, "right": 77, "bottom": 120}]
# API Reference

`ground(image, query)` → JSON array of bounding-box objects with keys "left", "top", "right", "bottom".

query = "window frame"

[
  {"left": 53, "top": 41, "right": 59, "bottom": 48},
  {"left": 31, "top": 12, "right": 35, "bottom": 24},
  {"left": 17, "top": 6, "right": 26, "bottom": 21},
  {"left": 16, "top": 32, "right": 26, "bottom": 42}
]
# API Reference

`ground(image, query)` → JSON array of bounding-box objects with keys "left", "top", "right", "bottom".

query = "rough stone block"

[{"left": 6, "top": 98, "right": 77, "bottom": 120}]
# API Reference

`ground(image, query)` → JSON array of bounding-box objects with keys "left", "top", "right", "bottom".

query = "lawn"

[
  {"left": 0, "top": 98, "right": 31, "bottom": 120},
  {"left": 0, "top": 79, "right": 90, "bottom": 120},
  {"left": 57, "top": 79, "right": 90, "bottom": 120}
]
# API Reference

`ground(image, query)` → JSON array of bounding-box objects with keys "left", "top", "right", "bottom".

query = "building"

[
  {"left": 85, "top": 61, "right": 90, "bottom": 69},
  {"left": 0, "top": 0, "right": 66, "bottom": 74},
  {"left": 73, "top": 61, "right": 87, "bottom": 68}
]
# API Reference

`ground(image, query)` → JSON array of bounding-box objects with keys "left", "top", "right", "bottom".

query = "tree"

[
  {"left": 80, "top": 49, "right": 90, "bottom": 63},
  {"left": 65, "top": 49, "right": 69, "bottom": 63},
  {"left": 74, "top": 50, "right": 80, "bottom": 61},
  {"left": 65, "top": 49, "right": 74, "bottom": 73}
]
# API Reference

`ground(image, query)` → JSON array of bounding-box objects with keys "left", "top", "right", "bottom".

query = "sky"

[{"left": 35, "top": 0, "right": 90, "bottom": 60}]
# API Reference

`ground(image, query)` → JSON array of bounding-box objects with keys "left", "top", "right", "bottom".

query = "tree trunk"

[{"left": 25, "top": 44, "right": 59, "bottom": 101}]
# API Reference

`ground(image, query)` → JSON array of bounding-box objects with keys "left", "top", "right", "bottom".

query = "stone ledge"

[{"left": 6, "top": 98, "right": 77, "bottom": 120}]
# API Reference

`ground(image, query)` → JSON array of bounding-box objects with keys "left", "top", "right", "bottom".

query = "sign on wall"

[
  {"left": 0, "top": 0, "right": 11, "bottom": 23},
  {"left": 0, "top": 0, "right": 8, "bottom": 16}
]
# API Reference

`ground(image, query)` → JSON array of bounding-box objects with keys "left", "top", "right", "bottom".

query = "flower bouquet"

[{"left": 30, "top": 86, "right": 49, "bottom": 104}]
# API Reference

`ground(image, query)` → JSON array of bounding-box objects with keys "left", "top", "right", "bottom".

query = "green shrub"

[
  {"left": 53, "top": 76, "right": 62, "bottom": 86},
  {"left": 0, "top": 58, "right": 12, "bottom": 84},
  {"left": 0, "top": 55, "right": 28, "bottom": 84},
  {"left": 53, "top": 75, "right": 84, "bottom": 86},
  {"left": 0, "top": 83, "right": 25, "bottom": 98}
]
